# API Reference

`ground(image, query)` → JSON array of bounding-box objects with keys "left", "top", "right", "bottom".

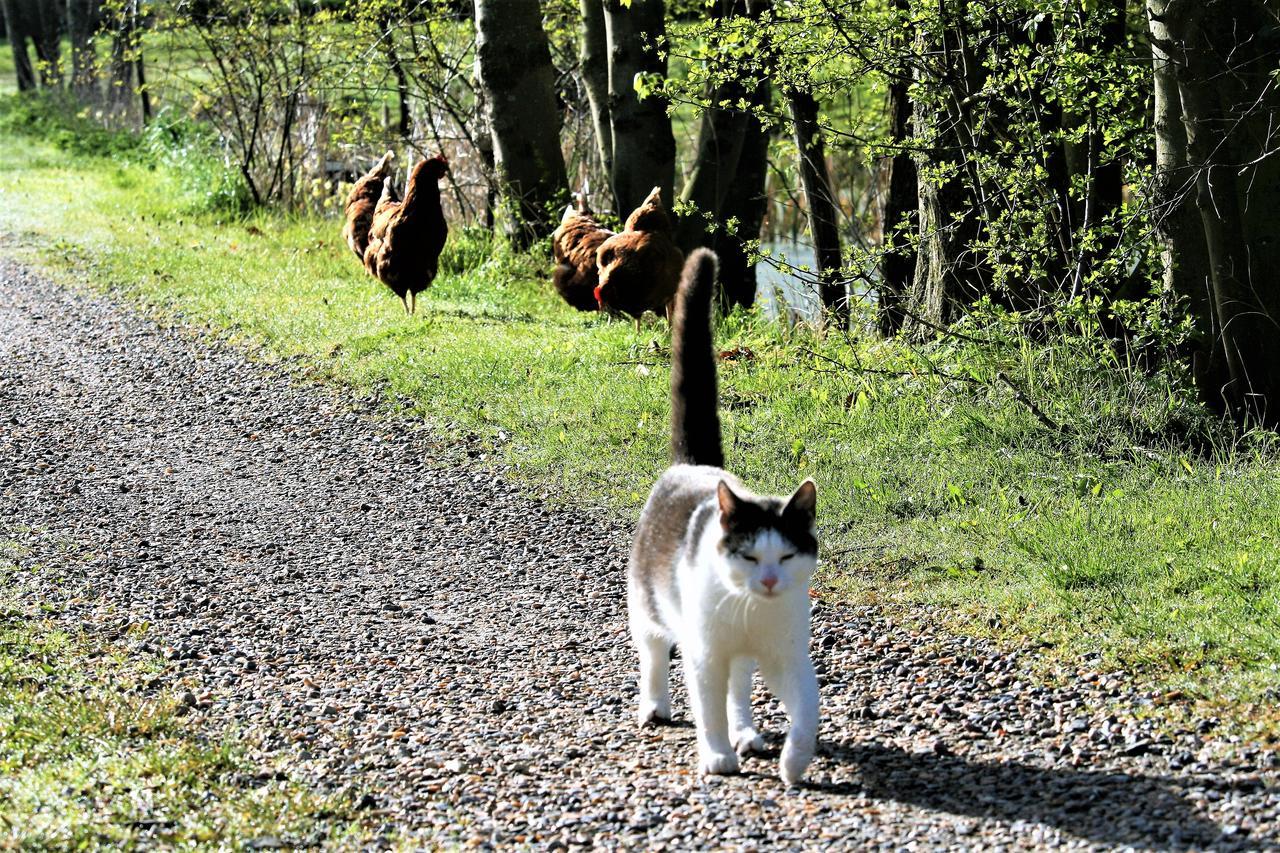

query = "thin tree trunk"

[
  {"left": 905, "top": 17, "right": 986, "bottom": 334},
  {"left": 875, "top": 0, "right": 917, "bottom": 336},
  {"left": 1147, "top": 0, "right": 1221, "bottom": 397},
  {"left": 675, "top": 0, "right": 772, "bottom": 308},
  {"left": 67, "top": 0, "right": 100, "bottom": 101},
  {"left": 787, "top": 87, "right": 846, "bottom": 328},
  {"left": 132, "top": 0, "right": 149, "bottom": 123},
  {"left": 712, "top": 108, "right": 771, "bottom": 311},
  {"left": 1064, "top": 1, "right": 1126, "bottom": 301},
  {"left": 107, "top": 3, "right": 136, "bottom": 121},
  {"left": 603, "top": 0, "right": 675, "bottom": 214},
  {"left": 580, "top": 0, "right": 612, "bottom": 183},
  {"left": 30, "top": 0, "right": 61, "bottom": 87},
  {"left": 908, "top": 78, "right": 966, "bottom": 333},
  {"left": 473, "top": 0, "right": 569, "bottom": 247},
  {"left": 380, "top": 15, "right": 411, "bottom": 139},
  {"left": 677, "top": 1, "right": 751, "bottom": 252}
]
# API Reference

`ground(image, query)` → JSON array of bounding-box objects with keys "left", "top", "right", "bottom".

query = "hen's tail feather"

[{"left": 670, "top": 249, "right": 723, "bottom": 467}]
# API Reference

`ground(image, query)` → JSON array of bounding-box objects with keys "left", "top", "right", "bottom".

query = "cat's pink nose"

[{"left": 761, "top": 575, "right": 778, "bottom": 591}]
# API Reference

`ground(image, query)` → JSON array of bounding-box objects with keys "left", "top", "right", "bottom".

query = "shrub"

[{"left": 142, "top": 108, "right": 253, "bottom": 215}]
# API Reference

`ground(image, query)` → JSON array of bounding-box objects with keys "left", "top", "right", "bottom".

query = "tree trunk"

[
  {"left": 677, "top": 1, "right": 752, "bottom": 252},
  {"left": 1164, "top": 0, "right": 1280, "bottom": 427},
  {"left": 907, "top": 79, "right": 969, "bottom": 334},
  {"left": 30, "top": 0, "right": 61, "bottom": 87},
  {"left": 676, "top": 0, "right": 772, "bottom": 308},
  {"left": 875, "top": 1, "right": 917, "bottom": 336},
  {"left": 381, "top": 15, "right": 412, "bottom": 138},
  {"left": 711, "top": 107, "right": 770, "bottom": 311},
  {"left": 66, "top": 0, "right": 100, "bottom": 101},
  {"left": 1147, "top": 0, "right": 1221, "bottom": 397},
  {"left": 132, "top": 0, "right": 149, "bottom": 123},
  {"left": 904, "top": 17, "right": 987, "bottom": 334},
  {"left": 0, "top": 0, "right": 60, "bottom": 90},
  {"left": 0, "top": 0, "right": 37, "bottom": 91},
  {"left": 469, "top": 51, "right": 499, "bottom": 230},
  {"left": 473, "top": 0, "right": 569, "bottom": 247},
  {"left": 603, "top": 0, "right": 675, "bottom": 215},
  {"left": 579, "top": 0, "right": 612, "bottom": 183},
  {"left": 1061, "top": 1, "right": 1127, "bottom": 302},
  {"left": 787, "top": 87, "right": 846, "bottom": 328},
  {"left": 105, "top": 0, "right": 139, "bottom": 121}
]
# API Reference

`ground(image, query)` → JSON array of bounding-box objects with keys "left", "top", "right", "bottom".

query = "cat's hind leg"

[
  {"left": 760, "top": 654, "right": 819, "bottom": 786},
  {"left": 634, "top": 630, "right": 673, "bottom": 726},
  {"left": 728, "top": 656, "right": 763, "bottom": 755}
]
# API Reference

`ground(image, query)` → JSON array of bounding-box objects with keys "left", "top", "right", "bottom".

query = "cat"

[{"left": 627, "top": 247, "right": 820, "bottom": 786}]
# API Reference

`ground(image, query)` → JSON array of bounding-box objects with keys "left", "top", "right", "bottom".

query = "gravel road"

[{"left": 2, "top": 259, "right": 1277, "bottom": 850}]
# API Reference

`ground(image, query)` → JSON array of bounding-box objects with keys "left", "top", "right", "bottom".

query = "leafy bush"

[
  {"left": 0, "top": 92, "right": 143, "bottom": 160},
  {"left": 142, "top": 108, "right": 253, "bottom": 215}
]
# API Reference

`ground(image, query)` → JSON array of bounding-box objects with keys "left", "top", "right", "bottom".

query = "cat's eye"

[
  {"left": 741, "top": 555, "right": 758, "bottom": 563},
  {"left": 780, "top": 553, "right": 797, "bottom": 562}
]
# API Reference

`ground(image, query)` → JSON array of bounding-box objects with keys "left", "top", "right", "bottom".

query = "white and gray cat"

[{"left": 628, "top": 248, "right": 820, "bottom": 786}]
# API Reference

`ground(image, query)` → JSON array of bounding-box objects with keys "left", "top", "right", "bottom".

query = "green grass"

[
  {"left": 0, "top": 40, "right": 17, "bottom": 96},
  {"left": 0, "top": 541, "right": 373, "bottom": 848},
  {"left": 2, "top": 100, "right": 1280, "bottom": 736}
]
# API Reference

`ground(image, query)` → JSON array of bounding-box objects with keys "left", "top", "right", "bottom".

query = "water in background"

[
  {"left": 756, "top": 238, "right": 824, "bottom": 324},
  {"left": 754, "top": 236, "right": 879, "bottom": 324}
]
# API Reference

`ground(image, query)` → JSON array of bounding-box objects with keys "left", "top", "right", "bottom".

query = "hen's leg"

[{"left": 409, "top": 290, "right": 417, "bottom": 316}]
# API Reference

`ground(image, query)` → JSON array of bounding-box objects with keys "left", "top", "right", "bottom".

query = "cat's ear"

[
  {"left": 785, "top": 479, "right": 817, "bottom": 518},
  {"left": 717, "top": 480, "right": 741, "bottom": 527}
]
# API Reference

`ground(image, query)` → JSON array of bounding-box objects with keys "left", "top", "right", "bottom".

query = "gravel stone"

[{"left": 1, "top": 261, "right": 1277, "bottom": 850}]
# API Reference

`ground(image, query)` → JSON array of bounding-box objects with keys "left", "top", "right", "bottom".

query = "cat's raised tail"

[{"left": 670, "top": 249, "right": 723, "bottom": 468}]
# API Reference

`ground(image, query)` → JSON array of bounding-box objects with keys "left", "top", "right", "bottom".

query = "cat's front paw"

[
  {"left": 637, "top": 700, "right": 672, "bottom": 727},
  {"left": 698, "top": 748, "right": 740, "bottom": 776},
  {"left": 732, "top": 727, "right": 764, "bottom": 755},
  {"left": 779, "top": 741, "right": 814, "bottom": 787}
]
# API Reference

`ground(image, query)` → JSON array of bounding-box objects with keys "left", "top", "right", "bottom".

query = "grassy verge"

[
  {"left": 0, "top": 540, "right": 371, "bottom": 848},
  {"left": 2, "top": 99, "right": 1279, "bottom": 730}
]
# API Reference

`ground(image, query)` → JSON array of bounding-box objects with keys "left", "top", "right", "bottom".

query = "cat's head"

[{"left": 715, "top": 480, "right": 818, "bottom": 599}]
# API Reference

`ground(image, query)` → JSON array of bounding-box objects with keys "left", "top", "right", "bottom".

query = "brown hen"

[
  {"left": 551, "top": 194, "right": 615, "bottom": 312},
  {"left": 594, "top": 186, "right": 685, "bottom": 321},
  {"left": 341, "top": 150, "right": 396, "bottom": 261},
  {"left": 363, "top": 155, "right": 449, "bottom": 315}
]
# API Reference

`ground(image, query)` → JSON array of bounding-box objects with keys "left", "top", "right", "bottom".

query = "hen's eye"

[{"left": 780, "top": 553, "right": 797, "bottom": 562}]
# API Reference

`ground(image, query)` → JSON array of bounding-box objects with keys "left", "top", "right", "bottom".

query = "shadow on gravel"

[{"left": 820, "top": 741, "right": 1238, "bottom": 850}]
